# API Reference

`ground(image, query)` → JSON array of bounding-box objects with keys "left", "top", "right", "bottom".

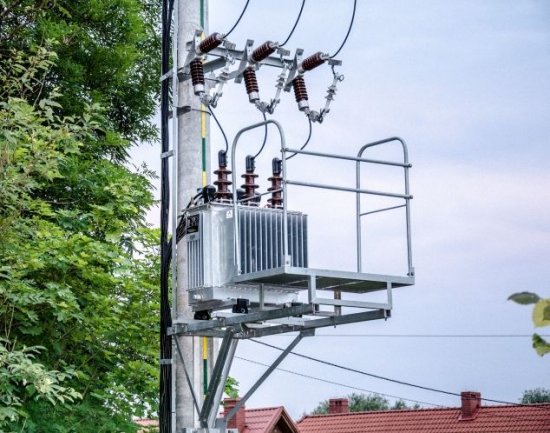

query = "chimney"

[
  {"left": 329, "top": 398, "right": 349, "bottom": 414},
  {"left": 223, "top": 398, "right": 246, "bottom": 433},
  {"left": 459, "top": 391, "right": 481, "bottom": 421}
]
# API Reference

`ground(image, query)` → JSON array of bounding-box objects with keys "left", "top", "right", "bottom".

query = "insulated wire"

[
  {"left": 286, "top": 117, "right": 312, "bottom": 160},
  {"left": 159, "top": 0, "right": 175, "bottom": 432},
  {"left": 249, "top": 339, "right": 550, "bottom": 410},
  {"left": 236, "top": 356, "right": 550, "bottom": 425},
  {"left": 253, "top": 111, "right": 268, "bottom": 158},
  {"left": 330, "top": 0, "right": 357, "bottom": 58},
  {"left": 280, "top": 0, "right": 306, "bottom": 47},
  {"left": 235, "top": 356, "right": 445, "bottom": 409},
  {"left": 237, "top": 355, "right": 550, "bottom": 425},
  {"left": 208, "top": 105, "right": 229, "bottom": 154},
  {"left": 224, "top": 0, "right": 251, "bottom": 38}
]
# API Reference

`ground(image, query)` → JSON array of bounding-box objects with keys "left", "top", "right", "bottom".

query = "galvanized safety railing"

[
  {"left": 231, "top": 121, "right": 413, "bottom": 279},
  {"left": 356, "top": 137, "right": 414, "bottom": 276}
]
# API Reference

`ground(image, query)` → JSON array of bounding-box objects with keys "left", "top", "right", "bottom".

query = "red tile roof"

[
  {"left": 243, "top": 406, "right": 299, "bottom": 433},
  {"left": 297, "top": 405, "right": 550, "bottom": 433}
]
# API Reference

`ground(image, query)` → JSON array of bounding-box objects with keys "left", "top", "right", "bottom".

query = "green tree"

[
  {"left": 1, "top": 35, "right": 159, "bottom": 433},
  {"left": 521, "top": 388, "right": 550, "bottom": 404},
  {"left": 311, "top": 393, "right": 419, "bottom": 415},
  {"left": 0, "top": 0, "right": 159, "bottom": 143},
  {"left": 508, "top": 292, "right": 550, "bottom": 356}
]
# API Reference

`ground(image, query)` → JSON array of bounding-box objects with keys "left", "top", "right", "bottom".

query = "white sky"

[{"left": 131, "top": 0, "right": 550, "bottom": 418}]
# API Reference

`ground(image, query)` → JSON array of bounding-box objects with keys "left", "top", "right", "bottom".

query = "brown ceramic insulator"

[
  {"left": 241, "top": 171, "right": 260, "bottom": 206},
  {"left": 267, "top": 176, "right": 283, "bottom": 208},
  {"left": 213, "top": 166, "right": 232, "bottom": 201},
  {"left": 267, "top": 159, "right": 283, "bottom": 208},
  {"left": 190, "top": 58, "right": 205, "bottom": 87},
  {"left": 301, "top": 51, "right": 327, "bottom": 71},
  {"left": 198, "top": 32, "right": 223, "bottom": 53},
  {"left": 251, "top": 41, "right": 277, "bottom": 63},
  {"left": 293, "top": 76, "right": 308, "bottom": 102},
  {"left": 243, "top": 67, "right": 259, "bottom": 95}
]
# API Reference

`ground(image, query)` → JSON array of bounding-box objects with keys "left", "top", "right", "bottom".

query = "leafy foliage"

[
  {"left": 311, "top": 393, "right": 419, "bottom": 414},
  {"left": 224, "top": 377, "right": 240, "bottom": 400},
  {"left": 521, "top": 388, "right": 550, "bottom": 404},
  {"left": 509, "top": 291, "right": 550, "bottom": 356},
  {"left": 0, "top": 0, "right": 160, "bottom": 143},
  {"left": 1, "top": 34, "right": 158, "bottom": 432}
]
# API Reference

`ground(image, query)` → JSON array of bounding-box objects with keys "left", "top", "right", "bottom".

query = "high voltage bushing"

[
  {"left": 213, "top": 150, "right": 232, "bottom": 201},
  {"left": 190, "top": 58, "right": 205, "bottom": 95},
  {"left": 198, "top": 32, "right": 223, "bottom": 54},
  {"left": 241, "top": 155, "right": 260, "bottom": 206},
  {"left": 299, "top": 51, "right": 329, "bottom": 73},
  {"left": 250, "top": 41, "right": 278, "bottom": 64},
  {"left": 292, "top": 76, "right": 309, "bottom": 111},
  {"left": 243, "top": 66, "right": 260, "bottom": 102},
  {"left": 267, "top": 158, "right": 283, "bottom": 208}
]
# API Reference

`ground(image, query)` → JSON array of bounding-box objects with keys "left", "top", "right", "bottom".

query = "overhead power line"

[
  {"left": 330, "top": 0, "right": 357, "bottom": 58},
  {"left": 235, "top": 356, "right": 445, "bottom": 409},
  {"left": 236, "top": 355, "right": 550, "bottom": 426},
  {"left": 224, "top": 0, "right": 251, "bottom": 38},
  {"left": 280, "top": 0, "right": 307, "bottom": 47},
  {"left": 249, "top": 339, "right": 550, "bottom": 410}
]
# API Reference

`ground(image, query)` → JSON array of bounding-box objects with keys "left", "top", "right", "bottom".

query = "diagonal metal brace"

[
  {"left": 223, "top": 331, "right": 310, "bottom": 425},
  {"left": 174, "top": 338, "right": 201, "bottom": 416},
  {"left": 200, "top": 329, "right": 238, "bottom": 428}
]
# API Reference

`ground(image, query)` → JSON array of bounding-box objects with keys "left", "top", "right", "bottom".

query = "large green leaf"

[
  {"left": 532, "top": 299, "right": 550, "bottom": 327},
  {"left": 533, "top": 334, "right": 550, "bottom": 357},
  {"left": 508, "top": 292, "right": 540, "bottom": 305}
]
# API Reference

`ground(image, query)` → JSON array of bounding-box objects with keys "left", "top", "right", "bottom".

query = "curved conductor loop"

[
  {"left": 243, "top": 40, "right": 281, "bottom": 113},
  {"left": 290, "top": 51, "right": 343, "bottom": 123}
]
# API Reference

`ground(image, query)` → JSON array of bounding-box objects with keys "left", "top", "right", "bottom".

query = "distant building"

[
  {"left": 135, "top": 398, "right": 300, "bottom": 433},
  {"left": 137, "top": 392, "right": 550, "bottom": 433},
  {"left": 222, "top": 398, "right": 300, "bottom": 433},
  {"left": 297, "top": 392, "right": 550, "bottom": 433}
]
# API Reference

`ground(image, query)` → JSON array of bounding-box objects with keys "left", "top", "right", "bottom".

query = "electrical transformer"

[{"left": 184, "top": 202, "right": 308, "bottom": 312}]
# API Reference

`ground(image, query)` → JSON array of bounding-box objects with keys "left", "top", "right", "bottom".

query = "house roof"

[
  {"left": 297, "top": 404, "right": 550, "bottom": 433},
  {"left": 243, "top": 406, "right": 298, "bottom": 433}
]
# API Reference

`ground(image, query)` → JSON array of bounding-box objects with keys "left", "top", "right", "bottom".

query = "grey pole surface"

[{"left": 176, "top": 0, "right": 210, "bottom": 430}]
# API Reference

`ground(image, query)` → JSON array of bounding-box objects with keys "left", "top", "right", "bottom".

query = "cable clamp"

[
  {"left": 161, "top": 150, "right": 174, "bottom": 159},
  {"left": 160, "top": 358, "right": 173, "bottom": 365}
]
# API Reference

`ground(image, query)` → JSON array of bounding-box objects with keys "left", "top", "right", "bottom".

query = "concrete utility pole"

[{"left": 175, "top": 0, "right": 210, "bottom": 431}]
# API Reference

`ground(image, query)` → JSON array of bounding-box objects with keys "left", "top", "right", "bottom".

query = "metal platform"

[
  {"left": 174, "top": 122, "right": 414, "bottom": 339},
  {"left": 233, "top": 266, "right": 414, "bottom": 293},
  {"left": 169, "top": 121, "right": 415, "bottom": 433}
]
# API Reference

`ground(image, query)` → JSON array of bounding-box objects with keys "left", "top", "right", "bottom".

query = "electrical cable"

[
  {"left": 236, "top": 355, "right": 550, "bottom": 426},
  {"left": 235, "top": 356, "right": 445, "bottom": 409},
  {"left": 223, "top": 0, "right": 250, "bottom": 38},
  {"left": 330, "top": 0, "right": 357, "bottom": 58},
  {"left": 280, "top": 0, "right": 306, "bottom": 47},
  {"left": 286, "top": 117, "right": 312, "bottom": 160},
  {"left": 207, "top": 105, "right": 229, "bottom": 154},
  {"left": 250, "top": 339, "right": 550, "bottom": 410},
  {"left": 159, "top": 1, "right": 175, "bottom": 432},
  {"left": 253, "top": 111, "right": 268, "bottom": 158}
]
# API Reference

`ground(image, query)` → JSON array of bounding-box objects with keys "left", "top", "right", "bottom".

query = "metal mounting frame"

[{"left": 171, "top": 120, "right": 414, "bottom": 340}]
